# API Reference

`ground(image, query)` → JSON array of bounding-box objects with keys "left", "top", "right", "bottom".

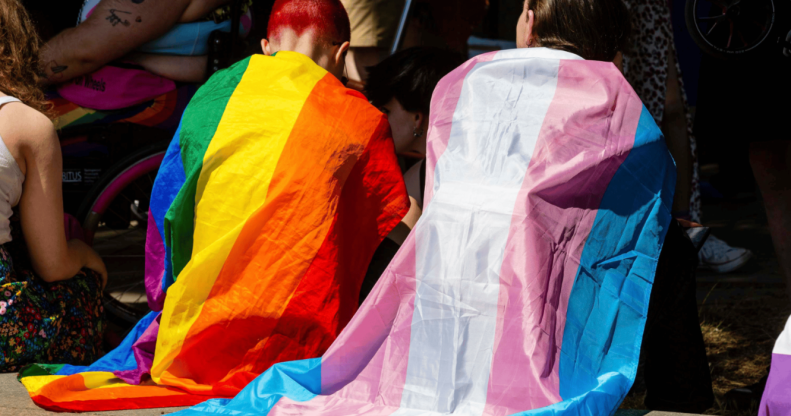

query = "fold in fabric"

[{"left": 19, "top": 51, "right": 409, "bottom": 412}]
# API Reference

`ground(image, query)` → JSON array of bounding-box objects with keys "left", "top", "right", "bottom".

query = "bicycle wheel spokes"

[
  {"left": 695, "top": 0, "right": 774, "bottom": 53},
  {"left": 94, "top": 174, "right": 158, "bottom": 321}
]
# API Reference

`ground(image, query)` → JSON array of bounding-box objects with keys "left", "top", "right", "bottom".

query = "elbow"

[{"left": 32, "top": 260, "right": 73, "bottom": 283}]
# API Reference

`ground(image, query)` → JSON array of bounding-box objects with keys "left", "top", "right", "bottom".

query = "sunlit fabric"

[
  {"left": 760, "top": 316, "right": 791, "bottom": 415},
  {"left": 174, "top": 47, "right": 676, "bottom": 416},
  {"left": 18, "top": 51, "right": 409, "bottom": 412}
]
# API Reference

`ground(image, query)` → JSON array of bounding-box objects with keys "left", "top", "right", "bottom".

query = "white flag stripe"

[{"left": 396, "top": 49, "right": 562, "bottom": 416}]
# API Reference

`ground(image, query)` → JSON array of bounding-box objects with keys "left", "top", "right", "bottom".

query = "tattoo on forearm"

[
  {"left": 45, "top": 60, "right": 67, "bottom": 82},
  {"left": 107, "top": 9, "right": 132, "bottom": 26},
  {"left": 131, "top": 0, "right": 144, "bottom": 3},
  {"left": 52, "top": 63, "right": 67, "bottom": 74}
]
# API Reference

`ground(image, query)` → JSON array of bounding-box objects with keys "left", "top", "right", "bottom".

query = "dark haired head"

[
  {"left": 523, "top": 0, "right": 631, "bottom": 61},
  {"left": 267, "top": 0, "right": 351, "bottom": 45},
  {"left": 366, "top": 47, "right": 465, "bottom": 116}
]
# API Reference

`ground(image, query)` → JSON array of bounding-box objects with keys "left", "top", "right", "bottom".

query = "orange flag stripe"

[{"left": 160, "top": 73, "right": 392, "bottom": 395}]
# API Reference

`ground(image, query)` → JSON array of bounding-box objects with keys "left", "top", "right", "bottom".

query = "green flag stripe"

[{"left": 164, "top": 57, "right": 252, "bottom": 282}]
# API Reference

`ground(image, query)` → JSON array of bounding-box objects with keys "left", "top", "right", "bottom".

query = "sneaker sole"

[{"left": 700, "top": 250, "right": 753, "bottom": 274}]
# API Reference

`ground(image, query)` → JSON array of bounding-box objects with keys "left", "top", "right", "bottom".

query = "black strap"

[{"left": 419, "top": 159, "right": 426, "bottom": 205}]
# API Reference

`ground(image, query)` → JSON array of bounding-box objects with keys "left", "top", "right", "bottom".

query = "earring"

[{"left": 413, "top": 128, "right": 423, "bottom": 138}]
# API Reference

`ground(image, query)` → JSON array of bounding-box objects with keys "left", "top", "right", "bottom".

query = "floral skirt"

[{"left": 0, "top": 241, "right": 105, "bottom": 373}]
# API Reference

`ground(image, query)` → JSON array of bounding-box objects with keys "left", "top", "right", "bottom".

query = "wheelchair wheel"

[
  {"left": 77, "top": 142, "right": 168, "bottom": 325},
  {"left": 686, "top": 0, "right": 776, "bottom": 59}
]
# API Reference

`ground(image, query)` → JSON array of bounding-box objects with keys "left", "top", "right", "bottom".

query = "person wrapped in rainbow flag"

[{"left": 18, "top": 0, "right": 409, "bottom": 411}]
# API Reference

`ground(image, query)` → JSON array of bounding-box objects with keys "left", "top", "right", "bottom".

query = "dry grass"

[
  {"left": 698, "top": 285, "right": 789, "bottom": 415},
  {"left": 621, "top": 282, "right": 789, "bottom": 415}
]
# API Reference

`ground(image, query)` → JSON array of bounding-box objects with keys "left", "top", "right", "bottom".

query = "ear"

[
  {"left": 525, "top": 9, "right": 535, "bottom": 47},
  {"left": 414, "top": 112, "right": 425, "bottom": 130},
  {"left": 261, "top": 39, "right": 273, "bottom": 56},
  {"left": 334, "top": 41, "right": 351, "bottom": 67}
]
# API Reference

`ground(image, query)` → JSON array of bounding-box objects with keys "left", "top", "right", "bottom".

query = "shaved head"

[{"left": 267, "top": 0, "right": 351, "bottom": 46}]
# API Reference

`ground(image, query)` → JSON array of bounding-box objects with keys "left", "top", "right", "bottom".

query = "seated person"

[
  {"left": 38, "top": 0, "right": 253, "bottom": 111},
  {"left": 154, "top": 1, "right": 684, "bottom": 415},
  {"left": 359, "top": 46, "right": 463, "bottom": 303},
  {"left": 19, "top": 0, "right": 409, "bottom": 411},
  {"left": 0, "top": 0, "right": 107, "bottom": 373}
]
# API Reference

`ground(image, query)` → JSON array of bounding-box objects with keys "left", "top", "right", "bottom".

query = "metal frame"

[{"left": 391, "top": 0, "right": 415, "bottom": 55}]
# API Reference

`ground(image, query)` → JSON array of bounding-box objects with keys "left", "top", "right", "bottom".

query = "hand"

[{"left": 70, "top": 239, "right": 108, "bottom": 290}]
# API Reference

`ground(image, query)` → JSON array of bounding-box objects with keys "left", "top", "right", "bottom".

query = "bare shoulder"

[{"left": 0, "top": 100, "right": 57, "bottom": 155}]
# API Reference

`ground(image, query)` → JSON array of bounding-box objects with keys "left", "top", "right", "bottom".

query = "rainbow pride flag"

[
  {"left": 174, "top": 47, "right": 676, "bottom": 416},
  {"left": 19, "top": 51, "right": 409, "bottom": 412},
  {"left": 48, "top": 84, "right": 195, "bottom": 133}
]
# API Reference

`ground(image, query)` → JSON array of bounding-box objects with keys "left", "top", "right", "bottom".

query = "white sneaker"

[{"left": 698, "top": 235, "right": 752, "bottom": 273}]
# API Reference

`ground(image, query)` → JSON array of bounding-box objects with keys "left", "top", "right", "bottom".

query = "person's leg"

[
  {"left": 662, "top": 52, "right": 692, "bottom": 215},
  {"left": 750, "top": 140, "right": 791, "bottom": 299},
  {"left": 643, "top": 221, "right": 714, "bottom": 412}
]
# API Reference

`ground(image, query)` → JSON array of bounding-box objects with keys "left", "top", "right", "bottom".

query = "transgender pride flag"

[{"left": 177, "top": 47, "right": 676, "bottom": 416}]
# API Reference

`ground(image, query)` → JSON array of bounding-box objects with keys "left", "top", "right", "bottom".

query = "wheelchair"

[
  {"left": 58, "top": 0, "right": 267, "bottom": 326},
  {"left": 59, "top": 100, "right": 186, "bottom": 325}
]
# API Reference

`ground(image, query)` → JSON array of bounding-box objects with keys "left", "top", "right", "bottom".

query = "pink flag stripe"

[
  {"left": 144, "top": 212, "right": 167, "bottom": 311},
  {"left": 424, "top": 52, "right": 496, "bottom": 208},
  {"left": 483, "top": 58, "right": 644, "bottom": 415},
  {"left": 317, "top": 230, "right": 418, "bottom": 412}
]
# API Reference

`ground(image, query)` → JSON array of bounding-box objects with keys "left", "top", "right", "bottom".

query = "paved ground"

[
  {"left": 0, "top": 373, "right": 701, "bottom": 415},
  {"left": 0, "top": 374, "right": 187, "bottom": 416}
]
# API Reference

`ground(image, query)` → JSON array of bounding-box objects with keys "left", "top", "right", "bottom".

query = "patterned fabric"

[
  {"left": 48, "top": 84, "right": 197, "bottom": 134},
  {"left": 0, "top": 215, "right": 105, "bottom": 373},
  {"left": 622, "top": 0, "right": 702, "bottom": 222},
  {"left": 204, "top": 0, "right": 253, "bottom": 23}
]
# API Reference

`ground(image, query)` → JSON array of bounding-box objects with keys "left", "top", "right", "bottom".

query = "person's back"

[
  {"left": 0, "top": 0, "right": 108, "bottom": 374},
  {"left": 118, "top": 0, "right": 410, "bottom": 393},
  {"left": 147, "top": 49, "right": 407, "bottom": 393},
  {"left": 167, "top": 1, "right": 679, "bottom": 416}
]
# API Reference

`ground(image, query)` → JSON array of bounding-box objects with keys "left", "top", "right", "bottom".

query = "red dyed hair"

[{"left": 267, "top": 0, "right": 351, "bottom": 45}]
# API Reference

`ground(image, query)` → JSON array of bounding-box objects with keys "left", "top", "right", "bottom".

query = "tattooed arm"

[{"left": 39, "top": 0, "right": 220, "bottom": 86}]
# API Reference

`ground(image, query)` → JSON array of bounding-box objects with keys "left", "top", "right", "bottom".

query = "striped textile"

[
  {"left": 760, "top": 316, "right": 791, "bottom": 415},
  {"left": 174, "top": 47, "right": 677, "bottom": 416},
  {"left": 48, "top": 84, "right": 197, "bottom": 133},
  {"left": 19, "top": 51, "right": 410, "bottom": 412}
]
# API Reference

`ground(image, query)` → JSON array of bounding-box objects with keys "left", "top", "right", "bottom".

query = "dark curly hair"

[{"left": 0, "top": 0, "right": 50, "bottom": 115}]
